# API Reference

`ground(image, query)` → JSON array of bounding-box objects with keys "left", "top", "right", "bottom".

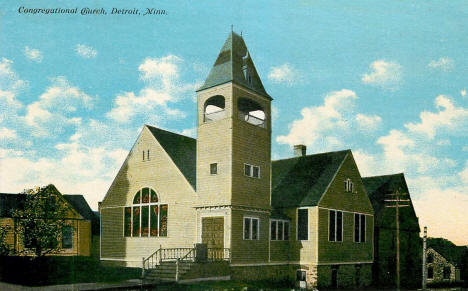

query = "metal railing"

[
  {"left": 238, "top": 111, "right": 266, "bottom": 128},
  {"left": 204, "top": 109, "right": 225, "bottom": 122}
]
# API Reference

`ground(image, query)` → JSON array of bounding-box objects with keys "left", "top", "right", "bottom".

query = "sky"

[{"left": 0, "top": 0, "right": 467, "bottom": 245}]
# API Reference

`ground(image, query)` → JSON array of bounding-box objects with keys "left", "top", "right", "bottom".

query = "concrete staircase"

[{"left": 144, "top": 261, "right": 193, "bottom": 282}]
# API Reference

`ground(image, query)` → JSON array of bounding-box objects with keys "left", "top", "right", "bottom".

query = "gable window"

[
  {"left": 428, "top": 266, "right": 434, "bottom": 279},
  {"left": 270, "top": 219, "right": 290, "bottom": 241},
  {"left": 354, "top": 213, "right": 366, "bottom": 243},
  {"left": 210, "top": 163, "right": 218, "bottom": 175},
  {"left": 329, "top": 210, "right": 343, "bottom": 242},
  {"left": 244, "top": 163, "right": 260, "bottom": 178},
  {"left": 297, "top": 209, "right": 308, "bottom": 240},
  {"left": 443, "top": 267, "right": 451, "bottom": 279},
  {"left": 142, "top": 150, "right": 145, "bottom": 161},
  {"left": 147, "top": 150, "right": 150, "bottom": 161},
  {"left": 427, "top": 253, "right": 434, "bottom": 263},
  {"left": 344, "top": 179, "right": 354, "bottom": 192},
  {"left": 124, "top": 187, "right": 167, "bottom": 238},
  {"left": 62, "top": 226, "right": 73, "bottom": 249},
  {"left": 243, "top": 217, "right": 259, "bottom": 240}
]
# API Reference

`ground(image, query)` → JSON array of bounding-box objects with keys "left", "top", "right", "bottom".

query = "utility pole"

[
  {"left": 422, "top": 226, "right": 427, "bottom": 290},
  {"left": 385, "top": 188, "right": 410, "bottom": 291}
]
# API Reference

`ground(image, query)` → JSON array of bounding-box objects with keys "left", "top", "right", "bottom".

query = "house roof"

[
  {"left": 146, "top": 125, "right": 197, "bottom": 190},
  {"left": 271, "top": 150, "right": 349, "bottom": 208},
  {"left": 197, "top": 31, "right": 271, "bottom": 100},
  {"left": 428, "top": 237, "right": 465, "bottom": 267},
  {"left": 63, "top": 195, "right": 95, "bottom": 221},
  {"left": 362, "top": 173, "right": 420, "bottom": 232}
]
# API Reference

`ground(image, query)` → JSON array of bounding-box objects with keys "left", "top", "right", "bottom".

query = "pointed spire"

[{"left": 198, "top": 31, "right": 271, "bottom": 99}]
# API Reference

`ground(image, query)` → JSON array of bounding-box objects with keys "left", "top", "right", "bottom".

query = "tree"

[{"left": 14, "top": 185, "right": 69, "bottom": 258}]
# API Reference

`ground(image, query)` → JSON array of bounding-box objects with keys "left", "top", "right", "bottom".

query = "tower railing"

[{"left": 238, "top": 111, "right": 266, "bottom": 128}]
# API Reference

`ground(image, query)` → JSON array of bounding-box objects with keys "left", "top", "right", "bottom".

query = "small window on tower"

[
  {"left": 147, "top": 150, "right": 150, "bottom": 161},
  {"left": 142, "top": 150, "right": 145, "bottom": 161},
  {"left": 210, "top": 163, "right": 218, "bottom": 175}
]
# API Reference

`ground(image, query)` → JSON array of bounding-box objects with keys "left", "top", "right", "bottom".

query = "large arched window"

[
  {"left": 237, "top": 97, "right": 266, "bottom": 128},
  {"left": 204, "top": 95, "right": 225, "bottom": 122},
  {"left": 124, "top": 187, "right": 168, "bottom": 238}
]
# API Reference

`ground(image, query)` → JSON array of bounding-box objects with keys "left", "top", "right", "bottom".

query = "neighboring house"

[
  {"left": 100, "top": 31, "right": 374, "bottom": 289},
  {"left": 362, "top": 173, "right": 422, "bottom": 288},
  {"left": 426, "top": 238, "right": 464, "bottom": 283},
  {"left": 0, "top": 185, "right": 96, "bottom": 256}
]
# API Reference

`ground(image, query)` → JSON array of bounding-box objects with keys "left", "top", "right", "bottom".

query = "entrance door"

[{"left": 201, "top": 217, "right": 224, "bottom": 248}]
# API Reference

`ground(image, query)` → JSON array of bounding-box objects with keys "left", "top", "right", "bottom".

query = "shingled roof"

[
  {"left": 362, "top": 173, "right": 420, "bottom": 232},
  {"left": 271, "top": 150, "right": 349, "bottom": 208},
  {"left": 197, "top": 31, "right": 271, "bottom": 99},
  {"left": 146, "top": 125, "right": 197, "bottom": 190}
]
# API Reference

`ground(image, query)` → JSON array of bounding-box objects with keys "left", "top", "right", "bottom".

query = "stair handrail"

[
  {"left": 142, "top": 247, "right": 161, "bottom": 278},
  {"left": 179, "top": 247, "right": 195, "bottom": 262}
]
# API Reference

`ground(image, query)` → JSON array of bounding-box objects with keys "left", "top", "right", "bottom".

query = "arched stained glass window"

[{"left": 124, "top": 187, "right": 168, "bottom": 238}]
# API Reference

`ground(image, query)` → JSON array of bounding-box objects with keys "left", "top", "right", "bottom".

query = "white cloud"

[
  {"left": 405, "top": 95, "right": 468, "bottom": 139},
  {"left": 0, "top": 58, "right": 27, "bottom": 110},
  {"left": 23, "top": 46, "right": 43, "bottom": 63},
  {"left": 0, "top": 127, "right": 17, "bottom": 140},
  {"left": 268, "top": 63, "right": 302, "bottom": 86},
  {"left": 107, "top": 55, "right": 197, "bottom": 124},
  {"left": 362, "top": 60, "right": 402, "bottom": 90},
  {"left": 0, "top": 141, "right": 127, "bottom": 210},
  {"left": 24, "top": 76, "right": 93, "bottom": 136},
  {"left": 180, "top": 127, "right": 196, "bottom": 138},
  {"left": 75, "top": 44, "right": 98, "bottom": 59},
  {"left": 461, "top": 89, "right": 466, "bottom": 97},
  {"left": 460, "top": 161, "right": 468, "bottom": 184},
  {"left": 428, "top": 57, "right": 455, "bottom": 72},
  {"left": 276, "top": 89, "right": 357, "bottom": 152},
  {"left": 355, "top": 114, "right": 382, "bottom": 132}
]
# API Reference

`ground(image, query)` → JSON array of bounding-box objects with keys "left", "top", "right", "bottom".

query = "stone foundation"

[
  {"left": 317, "top": 263, "right": 372, "bottom": 289},
  {"left": 230, "top": 264, "right": 295, "bottom": 283}
]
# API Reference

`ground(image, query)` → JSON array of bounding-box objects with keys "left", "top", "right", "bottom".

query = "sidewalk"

[{"left": 0, "top": 279, "right": 148, "bottom": 291}]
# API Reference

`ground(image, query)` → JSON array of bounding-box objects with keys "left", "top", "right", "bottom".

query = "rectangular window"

[
  {"left": 159, "top": 204, "right": 168, "bottom": 236},
  {"left": 244, "top": 163, "right": 260, "bottom": 178},
  {"left": 428, "top": 267, "right": 434, "bottom": 279},
  {"left": 345, "top": 179, "right": 354, "bottom": 192},
  {"left": 147, "top": 150, "right": 150, "bottom": 161},
  {"left": 141, "top": 206, "right": 149, "bottom": 236},
  {"left": 278, "top": 221, "right": 284, "bottom": 240},
  {"left": 142, "top": 150, "right": 145, "bottom": 161},
  {"left": 133, "top": 207, "right": 140, "bottom": 237},
  {"left": 210, "top": 163, "right": 218, "bottom": 175},
  {"left": 62, "top": 226, "right": 73, "bottom": 249},
  {"left": 150, "top": 205, "right": 158, "bottom": 237},
  {"left": 284, "top": 221, "right": 290, "bottom": 240},
  {"left": 124, "top": 207, "right": 132, "bottom": 237},
  {"left": 297, "top": 209, "right": 308, "bottom": 240},
  {"left": 329, "top": 210, "right": 343, "bottom": 242},
  {"left": 354, "top": 213, "right": 366, "bottom": 243},
  {"left": 243, "top": 217, "right": 259, "bottom": 240},
  {"left": 296, "top": 270, "right": 306, "bottom": 281},
  {"left": 270, "top": 220, "right": 277, "bottom": 240}
]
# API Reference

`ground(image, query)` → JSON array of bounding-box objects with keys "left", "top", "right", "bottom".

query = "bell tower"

[{"left": 196, "top": 32, "right": 272, "bottom": 210}]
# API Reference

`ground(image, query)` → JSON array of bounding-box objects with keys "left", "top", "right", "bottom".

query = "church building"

[{"left": 99, "top": 32, "right": 374, "bottom": 289}]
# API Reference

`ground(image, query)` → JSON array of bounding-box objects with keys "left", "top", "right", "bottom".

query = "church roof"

[
  {"left": 362, "top": 173, "right": 420, "bottom": 232},
  {"left": 271, "top": 150, "right": 349, "bottom": 208},
  {"left": 146, "top": 125, "right": 197, "bottom": 190},
  {"left": 197, "top": 32, "right": 271, "bottom": 99}
]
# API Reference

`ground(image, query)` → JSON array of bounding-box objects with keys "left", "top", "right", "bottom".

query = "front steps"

[
  {"left": 144, "top": 261, "right": 193, "bottom": 282},
  {"left": 144, "top": 261, "right": 231, "bottom": 283}
]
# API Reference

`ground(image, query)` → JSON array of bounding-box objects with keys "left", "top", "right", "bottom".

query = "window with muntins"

[
  {"left": 270, "top": 219, "right": 290, "bottom": 241},
  {"left": 344, "top": 179, "right": 354, "bottom": 192},
  {"left": 329, "top": 210, "right": 343, "bottom": 242},
  {"left": 62, "top": 226, "right": 73, "bottom": 249},
  {"left": 297, "top": 209, "right": 308, "bottom": 240},
  {"left": 354, "top": 213, "right": 366, "bottom": 243},
  {"left": 243, "top": 217, "right": 259, "bottom": 240},
  {"left": 244, "top": 163, "right": 260, "bottom": 178},
  {"left": 124, "top": 187, "right": 167, "bottom": 237}
]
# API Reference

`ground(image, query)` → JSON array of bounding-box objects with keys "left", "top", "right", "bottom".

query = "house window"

[
  {"left": 344, "top": 179, "right": 354, "bottom": 192},
  {"left": 244, "top": 163, "right": 260, "bottom": 178},
  {"left": 142, "top": 150, "right": 145, "bottom": 161},
  {"left": 243, "top": 217, "right": 259, "bottom": 240},
  {"left": 270, "top": 219, "right": 290, "bottom": 241},
  {"left": 210, "top": 163, "right": 218, "bottom": 175},
  {"left": 297, "top": 209, "right": 308, "bottom": 240},
  {"left": 296, "top": 270, "right": 307, "bottom": 281},
  {"left": 329, "top": 210, "right": 343, "bottom": 242},
  {"left": 443, "top": 267, "right": 451, "bottom": 279},
  {"left": 147, "top": 150, "right": 150, "bottom": 161},
  {"left": 62, "top": 226, "right": 73, "bottom": 249},
  {"left": 427, "top": 253, "right": 434, "bottom": 263},
  {"left": 354, "top": 213, "right": 366, "bottom": 243},
  {"left": 124, "top": 187, "right": 168, "bottom": 237},
  {"left": 428, "top": 266, "right": 434, "bottom": 279}
]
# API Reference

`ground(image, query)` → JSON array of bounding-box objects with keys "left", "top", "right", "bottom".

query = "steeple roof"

[{"left": 198, "top": 32, "right": 271, "bottom": 99}]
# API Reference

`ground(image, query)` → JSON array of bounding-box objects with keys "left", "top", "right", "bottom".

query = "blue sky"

[{"left": 1, "top": 0, "right": 467, "bottom": 244}]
